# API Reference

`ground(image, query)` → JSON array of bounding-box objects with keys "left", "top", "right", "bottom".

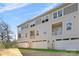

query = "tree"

[
  {"left": 10, "top": 39, "right": 18, "bottom": 48},
  {"left": 0, "top": 19, "right": 13, "bottom": 48}
]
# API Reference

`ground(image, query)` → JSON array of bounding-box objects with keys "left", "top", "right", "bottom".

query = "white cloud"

[
  {"left": 40, "top": 3, "right": 63, "bottom": 14},
  {"left": 30, "top": 3, "right": 60, "bottom": 19},
  {"left": 0, "top": 3, "right": 30, "bottom": 13}
]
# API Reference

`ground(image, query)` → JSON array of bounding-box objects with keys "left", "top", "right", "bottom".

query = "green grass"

[{"left": 19, "top": 48, "right": 79, "bottom": 54}]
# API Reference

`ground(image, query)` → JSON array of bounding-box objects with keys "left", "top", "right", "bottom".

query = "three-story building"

[{"left": 17, "top": 3, "right": 79, "bottom": 50}]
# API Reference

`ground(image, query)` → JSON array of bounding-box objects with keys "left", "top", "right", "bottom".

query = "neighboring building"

[{"left": 17, "top": 3, "right": 79, "bottom": 50}]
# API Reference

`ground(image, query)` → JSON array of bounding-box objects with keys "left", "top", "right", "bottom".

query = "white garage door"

[
  {"left": 54, "top": 38, "right": 79, "bottom": 50},
  {"left": 31, "top": 41, "right": 48, "bottom": 49},
  {"left": 18, "top": 43, "right": 29, "bottom": 48}
]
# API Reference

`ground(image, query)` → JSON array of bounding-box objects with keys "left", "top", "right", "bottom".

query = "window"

[
  {"left": 42, "top": 19, "right": 48, "bottom": 23},
  {"left": 30, "top": 30, "right": 35, "bottom": 39},
  {"left": 66, "top": 22, "right": 72, "bottom": 30},
  {"left": 71, "top": 38, "right": 79, "bottom": 40},
  {"left": 36, "top": 30, "right": 39, "bottom": 36},
  {"left": 58, "top": 10, "right": 63, "bottom": 17},
  {"left": 33, "top": 24, "right": 35, "bottom": 26},
  {"left": 53, "top": 12, "right": 57, "bottom": 19},
  {"left": 18, "top": 27, "right": 21, "bottom": 32},
  {"left": 18, "top": 33, "right": 21, "bottom": 38},
  {"left": 63, "top": 38, "right": 69, "bottom": 40},
  {"left": 25, "top": 24, "right": 28, "bottom": 28},
  {"left": 21, "top": 24, "right": 28, "bottom": 30},
  {"left": 52, "top": 22, "right": 62, "bottom": 35},
  {"left": 56, "top": 39, "right": 62, "bottom": 41},
  {"left": 30, "top": 24, "right": 35, "bottom": 27},
  {"left": 53, "top": 40, "right": 54, "bottom": 42},
  {"left": 45, "top": 16, "right": 48, "bottom": 19},
  {"left": 21, "top": 26, "right": 24, "bottom": 30},
  {"left": 25, "top": 33, "right": 27, "bottom": 38},
  {"left": 42, "top": 16, "right": 49, "bottom": 23},
  {"left": 43, "top": 32, "right": 47, "bottom": 34},
  {"left": 30, "top": 25, "right": 32, "bottom": 27},
  {"left": 42, "top": 20, "right": 45, "bottom": 23},
  {"left": 19, "top": 41, "right": 28, "bottom": 43},
  {"left": 45, "top": 16, "right": 49, "bottom": 22},
  {"left": 45, "top": 19, "right": 48, "bottom": 22},
  {"left": 32, "top": 41, "right": 35, "bottom": 42},
  {"left": 43, "top": 40, "right": 46, "bottom": 41}
]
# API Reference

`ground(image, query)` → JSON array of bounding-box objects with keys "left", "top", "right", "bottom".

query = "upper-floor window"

[
  {"left": 18, "top": 33, "right": 21, "bottom": 38},
  {"left": 36, "top": 30, "right": 39, "bottom": 36},
  {"left": 43, "top": 32, "right": 47, "bottom": 34},
  {"left": 53, "top": 12, "right": 57, "bottom": 19},
  {"left": 45, "top": 16, "right": 48, "bottom": 19},
  {"left": 42, "top": 20, "right": 45, "bottom": 23},
  {"left": 21, "top": 25, "right": 27, "bottom": 30},
  {"left": 58, "top": 10, "right": 63, "bottom": 17},
  {"left": 30, "top": 25, "right": 32, "bottom": 27},
  {"left": 25, "top": 33, "right": 27, "bottom": 38},
  {"left": 45, "top": 19, "right": 48, "bottom": 22},
  {"left": 21, "top": 26, "right": 24, "bottom": 30},
  {"left": 42, "top": 19, "right": 48, "bottom": 23},
  {"left": 66, "top": 22, "right": 72, "bottom": 30},
  {"left": 33, "top": 24, "right": 35, "bottom": 26},
  {"left": 25, "top": 24, "right": 28, "bottom": 28},
  {"left": 45, "top": 16, "right": 49, "bottom": 22},
  {"left": 30, "top": 30, "right": 35, "bottom": 39},
  {"left": 30, "top": 24, "right": 35, "bottom": 27},
  {"left": 42, "top": 16, "right": 49, "bottom": 23},
  {"left": 18, "top": 27, "right": 21, "bottom": 32}
]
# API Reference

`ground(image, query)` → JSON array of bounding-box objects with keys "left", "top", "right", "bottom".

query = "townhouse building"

[{"left": 17, "top": 3, "right": 79, "bottom": 50}]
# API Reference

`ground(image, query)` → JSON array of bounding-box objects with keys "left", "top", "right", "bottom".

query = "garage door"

[
  {"left": 18, "top": 42, "right": 29, "bottom": 48},
  {"left": 31, "top": 41, "right": 48, "bottom": 49},
  {"left": 54, "top": 38, "right": 79, "bottom": 50}
]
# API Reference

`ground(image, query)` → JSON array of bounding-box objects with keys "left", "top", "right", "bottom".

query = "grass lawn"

[{"left": 19, "top": 48, "right": 79, "bottom": 54}]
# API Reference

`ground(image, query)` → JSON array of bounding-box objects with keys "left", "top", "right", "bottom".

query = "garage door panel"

[
  {"left": 55, "top": 40, "right": 79, "bottom": 50},
  {"left": 18, "top": 43, "right": 29, "bottom": 48},
  {"left": 31, "top": 41, "right": 47, "bottom": 49}
]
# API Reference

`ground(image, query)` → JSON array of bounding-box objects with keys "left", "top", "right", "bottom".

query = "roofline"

[{"left": 17, "top": 3, "right": 70, "bottom": 27}]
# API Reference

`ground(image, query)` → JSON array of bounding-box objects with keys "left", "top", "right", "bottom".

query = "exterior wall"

[
  {"left": 50, "top": 4, "right": 79, "bottom": 50},
  {"left": 17, "top": 3, "right": 79, "bottom": 50}
]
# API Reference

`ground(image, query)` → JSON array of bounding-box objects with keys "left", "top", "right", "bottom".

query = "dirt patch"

[{"left": 0, "top": 48, "right": 22, "bottom": 56}]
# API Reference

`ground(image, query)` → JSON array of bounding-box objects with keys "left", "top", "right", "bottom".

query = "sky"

[{"left": 0, "top": 3, "right": 62, "bottom": 39}]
